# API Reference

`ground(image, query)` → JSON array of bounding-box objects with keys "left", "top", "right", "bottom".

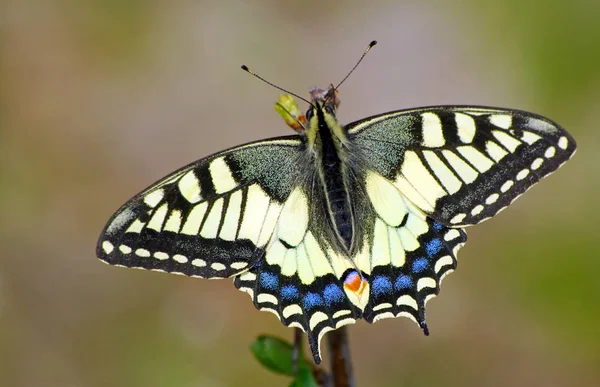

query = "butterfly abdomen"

[{"left": 314, "top": 107, "right": 355, "bottom": 252}]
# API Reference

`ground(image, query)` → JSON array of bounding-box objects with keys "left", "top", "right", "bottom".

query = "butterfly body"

[{"left": 97, "top": 84, "right": 576, "bottom": 363}]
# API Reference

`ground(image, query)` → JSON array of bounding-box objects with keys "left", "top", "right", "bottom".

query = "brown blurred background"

[{"left": 2, "top": 1, "right": 599, "bottom": 386}]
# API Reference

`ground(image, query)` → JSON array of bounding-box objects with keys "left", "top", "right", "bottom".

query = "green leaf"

[
  {"left": 289, "top": 367, "right": 320, "bottom": 387},
  {"left": 250, "top": 335, "right": 317, "bottom": 387}
]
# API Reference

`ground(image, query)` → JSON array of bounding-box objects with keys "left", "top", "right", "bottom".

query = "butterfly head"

[{"left": 306, "top": 85, "right": 340, "bottom": 122}]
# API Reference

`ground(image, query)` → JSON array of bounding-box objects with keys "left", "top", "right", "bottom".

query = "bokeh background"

[{"left": 2, "top": 1, "right": 599, "bottom": 386}]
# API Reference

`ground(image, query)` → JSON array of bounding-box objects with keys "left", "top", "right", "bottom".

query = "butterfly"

[{"left": 96, "top": 42, "right": 576, "bottom": 364}]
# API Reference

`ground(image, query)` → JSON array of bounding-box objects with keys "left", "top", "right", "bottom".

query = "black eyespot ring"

[{"left": 305, "top": 108, "right": 314, "bottom": 120}]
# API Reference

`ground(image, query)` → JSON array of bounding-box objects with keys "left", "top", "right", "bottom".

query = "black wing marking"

[
  {"left": 363, "top": 218, "right": 467, "bottom": 330},
  {"left": 347, "top": 106, "right": 576, "bottom": 226},
  {"left": 96, "top": 136, "right": 302, "bottom": 278},
  {"left": 233, "top": 183, "right": 363, "bottom": 365}
]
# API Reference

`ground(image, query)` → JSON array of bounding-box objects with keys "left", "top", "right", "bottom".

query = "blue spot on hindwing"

[
  {"left": 371, "top": 275, "right": 393, "bottom": 296},
  {"left": 394, "top": 275, "right": 413, "bottom": 290},
  {"left": 425, "top": 238, "right": 444, "bottom": 258},
  {"left": 303, "top": 292, "right": 324, "bottom": 310},
  {"left": 281, "top": 285, "right": 299, "bottom": 301},
  {"left": 323, "top": 284, "right": 345, "bottom": 306},
  {"left": 260, "top": 272, "right": 279, "bottom": 290},
  {"left": 412, "top": 258, "right": 429, "bottom": 273},
  {"left": 432, "top": 221, "right": 444, "bottom": 232}
]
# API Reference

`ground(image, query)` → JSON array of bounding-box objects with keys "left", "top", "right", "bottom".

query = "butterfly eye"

[
  {"left": 324, "top": 105, "right": 334, "bottom": 115},
  {"left": 305, "top": 108, "right": 314, "bottom": 120}
]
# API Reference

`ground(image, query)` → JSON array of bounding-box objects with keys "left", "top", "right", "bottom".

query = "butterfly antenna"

[
  {"left": 241, "top": 65, "right": 313, "bottom": 107},
  {"left": 334, "top": 40, "right": 377, "bottom": 90}
]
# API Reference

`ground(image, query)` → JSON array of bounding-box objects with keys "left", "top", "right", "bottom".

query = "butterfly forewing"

[
  {"left": 347, "top": 106, "right": 576, "bottom": 227},
  {"left": 97, "top": 137, "right": 302, "bottom": 278}
]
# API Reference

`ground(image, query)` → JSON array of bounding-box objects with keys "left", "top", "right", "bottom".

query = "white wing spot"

[
  {"left": 143, "top": 189, "right": 164, "bottom": 208},
  {"left": 435, "top": 255, "right": 454, "bottom": 273},
  {"left": 173, "top": 254, "right": 188, "bottom": 263},
  {"left": 219, "top": 190, "right": 242, "bottom": 241},
  {"left": 442, "top": 150, "right": 478, "bottom": 184},
  {"left": 373, "top": 312, "right": 395, "bottom": 322},
  {"left": 119, "top": 245, "right": 132, "bottom": 254},
  {"left": 336, "top": 318, "right": 355, "bottom": 328},
  {"left": 373, "top": 303, "right": 393, "bottom": 311},
  {"left": 209, "top": 157, "right": 237, "bottom": 194},
  {"left": 455, "top": 112, "right": 476, "bottom": 143},
  {"left": 489, "top": 114, "right": 512, "bottom": 129},
  {"left": 558, "top": 136, "right": 568, "bottom": 150},
  {"left": 178, "top": 170, "right": 202, "bottom": 203},
  {"left": 492, "top": 130, "right": 521, "bottom": 152},
  {"left": 192, "top": 258, "right": 207, "bottom": 267},
  {"left": 154, "top": 251, "right": 169, "bottom": 260},
  {"left": 309, "top": 311, "right": 329, "bottom": 330},
  {"left": 125, "top": 219, "right": 145, "bottom": 234},
  {"left": 239, "top": 185, "right": 271, "bottom": 244},
  {"left": 516, "top": 169, "right": 529, "bottom": 181},
  {"left": 417, "top": 278, "right": 436, "bottom": 291},
  {"left": 181, "top": 202, "right": 209, "bottom": 236},
  {"left": 102, "top": 241, "right": 114, "bottom": 254},
  {"left": 164, "top": 210, "right": 182, "bottom": 233},
  {"left": 231, "top": 261, "right": 248, "bottom": 270},
  {"left": 283, "top": 304, "right": 302, "bottom": 318},
  {"left": 531, "top": 158, "right": 543, "bottom": 170},
  {"left": 257, "top": 293, "right": 278, "bottom": 305},
  {"left": 135, "top": 248, "right": 150, "bottom": 257},
  {"left": 147, "top": 203, "right": 168, "bottom": 232},
  {"left": 211, "top": 262, "right": 226, "bottom": 271},
  {"left": 333, "top": 310, "right": 352, "bottom": 319},
  {"left": 423, "top": 150, "right": 462, "bottom": 194},
  {"left": 521, "top": 131, "right": 542, "bottom": 145},
  {"left": 485, "top": 193, "right": 499, "bottom": 205},
  {"left": 400, "top": 151, "right": 447, "bottom": 205},
  {"left": 471, "top": 204, "right": 484, "bottom": 216},
  {"left": 200, "top": 198, "right": 224, "bottom": 239},
  {"left": 443, "top": 230, "right": 461, "bottom": 241},
  {"left": 544, "top": 146, "right": 556, "bottom": 158},
  {"left": 500, "top": 180, "right": 514, "bottom": 193},
  {"left": 396, "top": 295, "right": 418, "bottom": 310},
  {"left": 239, "top": 271, "right": 256, "bottom": 281},
  {"left": 485, "top": 140, "right": 509, "bottom": 162},
  {"left": 457, "top": 146, "right": 494, "bottom": 173},
  {"left": 450, "top": 213, "right": 466, "bottom": 224},
  {"left": 420, "top": 112, "right": 445, "bottom": 147}
]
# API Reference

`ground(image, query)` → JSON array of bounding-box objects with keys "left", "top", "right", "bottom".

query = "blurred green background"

[{"left": 2, "top": 1, "right": 598, "bottom": 386}]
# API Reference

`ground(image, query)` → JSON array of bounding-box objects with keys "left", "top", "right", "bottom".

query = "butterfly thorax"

[{"left": 305, "top": 91, "right": 356, "bottom": 254}]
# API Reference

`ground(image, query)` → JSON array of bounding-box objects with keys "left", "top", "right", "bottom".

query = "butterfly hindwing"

[
  {"left": 348, "top": 106, "right": 576, "bottom": 227},
  {"left": 235, "top": 168, "right": 468, "bottom": 364},
  {"left": 363, "top": 217, "right": 467, "bottom": 328},
  {"left": 234, "top": 185, "right": 364, "bottom": 363},
  {"left": 97, "top": 136, "right": 302, "bottom": 278}
]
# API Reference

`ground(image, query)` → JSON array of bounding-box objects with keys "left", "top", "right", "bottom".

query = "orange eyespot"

[{"left": 343, "top": 270, "right": 368, "bottom": 296}]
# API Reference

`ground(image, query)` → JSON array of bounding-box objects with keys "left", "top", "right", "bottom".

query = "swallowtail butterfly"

[{"left": 97, "top": 42, "right": 576, "bottom": 364}]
